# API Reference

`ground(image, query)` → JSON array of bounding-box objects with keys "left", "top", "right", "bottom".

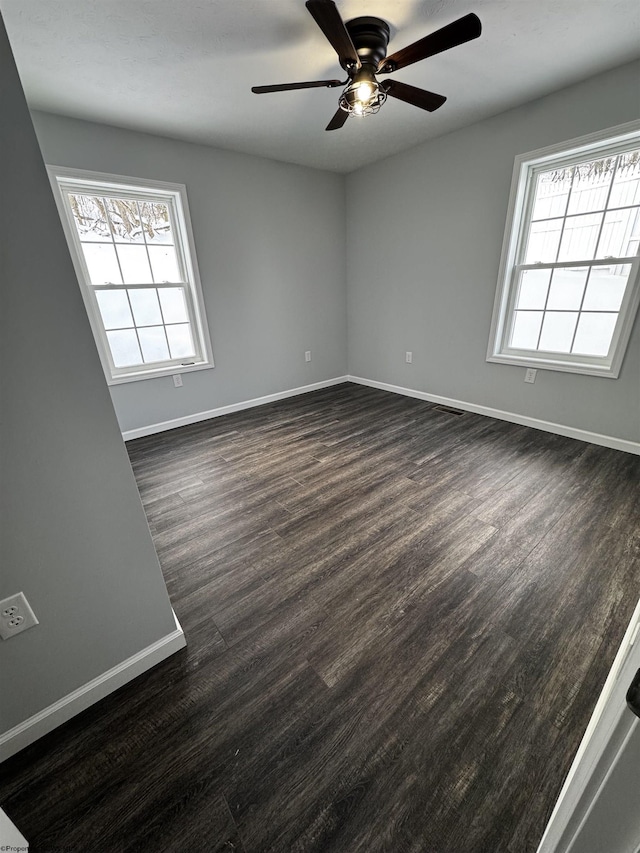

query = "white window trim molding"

[
  {"left": 48, "top": 165, "right": 214, "bottom": 385},
  {"left": 487, "top": 120, "right": 640, "bottom": 379}
]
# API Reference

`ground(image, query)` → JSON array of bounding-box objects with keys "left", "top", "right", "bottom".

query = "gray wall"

[
  {"left": 0, "top": 16, "right": 177, "bottom": 733},
  {"left": 31, "top": 64, "right": 640, "bottom": 444},
  {"left": 346, "top": 61, "right": 640, "bottom": 444},
  {"left": 32, "top": 112, "right": 348, "bottom": 434}
]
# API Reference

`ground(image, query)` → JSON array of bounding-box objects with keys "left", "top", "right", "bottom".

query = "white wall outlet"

[
  {"left": 0, "top": 592, "right": 39, "bottom": 640},
  {"left": 405, "top": 351, "right": 413, "bottom": 364},
  {"left": 173, "top": 374, "right": 183, "bottom": 387},
  {"left": 305, "top": 350, "right": 312, "bottom": 362},
  {"left": 524, "top": 368, "right": 537, "bottom": 384}
]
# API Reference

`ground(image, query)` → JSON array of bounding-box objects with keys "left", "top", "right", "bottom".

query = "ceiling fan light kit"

[
  {"left": 251, "top": 0, "right": 481, "bottom": 132},
  {"left": 337, "top": 17, "right": 389, "bottom": 118},
  {"left": 339, "top": 72, "right": 386, "bottom": 118}
]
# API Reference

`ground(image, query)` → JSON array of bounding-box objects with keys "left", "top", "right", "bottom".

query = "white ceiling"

[{"left": 2, "top": 0, "right": 639, "bottom": 173}]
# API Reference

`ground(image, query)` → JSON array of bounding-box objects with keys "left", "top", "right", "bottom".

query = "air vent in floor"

[{"left": 434, "top": 405, "right": 465, "bottom": 416}]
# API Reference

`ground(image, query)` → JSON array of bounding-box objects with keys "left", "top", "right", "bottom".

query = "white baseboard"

[
  {"left": 123, "top": 373, "right": 638, "bottom": 454},
  {"left": 0, "top": 611, "right": 186, "bottom": 763},
  {"left": 122, "top": 377, "right": 350, "bottom": 441},
  {"left": 348, "top": 376, "right": 640, "bottom": 456}
]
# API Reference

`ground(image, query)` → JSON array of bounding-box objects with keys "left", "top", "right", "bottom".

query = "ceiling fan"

[{"left": 252, "top": 1, "right": 481, "bottom": 131}]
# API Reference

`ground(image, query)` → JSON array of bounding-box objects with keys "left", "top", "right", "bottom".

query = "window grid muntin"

[
  {"left": 510, "top": 262, "right": 630, "bottom": 349},
  {"left": 70, "top": 192, "right": 184, "bottom": 286},
  {"left": 504, "top": 260, "right": 639, "bottom": 368},
  {"left": 521, "top": 152, "right": 624, "bottom": 267},
  {"left": 531, "top": 202, "right": 639, "bottom": 225},
  {"left": 504, "top": 144, "right": 640, "bottom": 362},
  {"left": 506, "top": 263, "right": 632, "bottom": 360},
  {"left": 104, "top": 196, "right": 179, "bottom": 285},
  {"left": 65, "top": 184, "right": 202, "bottom": 375},
  {"left": 93, "top": 284, "right": 198, "bottom": 370},
  {"left": 94, "top": 283, "right": 195, "bottom": 367}
]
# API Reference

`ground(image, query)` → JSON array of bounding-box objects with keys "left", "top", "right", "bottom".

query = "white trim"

[
  {"left": 0, "top": 611, "right": 185, "bottom": 763},
  {"left": 347, "top": 376, "right": 640, "bottom": 455},
  {"left": 122, "top": 376, "right": 350, "bottom": 440},
  {"left": 106, "top": 359, "right": 214, "bottom": 385},
  {"left": 48, "top": 165, "right": 200, "bottom": 196},
  {"left": 536, "top": 598, "right": 640, "bottom": 852},
  {"left": 122, "top": 374, "right": 639, "bottom": 454},
  {"left": 47, "top": 165, "right": 214, "bottom": 385},
  {"left": 487, "top": 120, "right": 640, "bottom": 379}
]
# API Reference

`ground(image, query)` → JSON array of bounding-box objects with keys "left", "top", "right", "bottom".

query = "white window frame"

[
  {"left": 49, "top": 166, "right": 214, "bottom": 384},
  {"left": 487, "top": 121, "right": 640, "bottom": 379}
]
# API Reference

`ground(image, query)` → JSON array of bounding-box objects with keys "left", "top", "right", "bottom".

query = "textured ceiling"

[{"left": 2, "top": 0, "right": 640, "bottom": 173}]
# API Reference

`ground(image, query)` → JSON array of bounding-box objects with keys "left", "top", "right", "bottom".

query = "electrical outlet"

[
  {"left": 405, "top": 351, "right": 413, "bottom": 364},
  {"left": 524, "top": 368, "right": 537, "bottom": 384},
  {"left": 305, "top": 350, "right": 312, "bottom": 362},
  {"left": 173, "top": 374, "right": 183, "bottom": 388},
  {"left": 0, "top": 592, "right": 39, "bottom": 640}
]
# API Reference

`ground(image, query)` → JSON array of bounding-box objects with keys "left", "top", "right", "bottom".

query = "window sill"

[
  {"left": 486, "top": 351, "right": 619, "bottom": 378},
  {"left": 106, "top": 360, "right": 214, "bottom": 386}
]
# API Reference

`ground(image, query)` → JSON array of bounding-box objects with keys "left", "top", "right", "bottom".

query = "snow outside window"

[
  {"left": 50, "top": 168, "right": 213, "bottom": 384},
  {"left": 487, "top": 123, "right": 640, "bottom": 378}
]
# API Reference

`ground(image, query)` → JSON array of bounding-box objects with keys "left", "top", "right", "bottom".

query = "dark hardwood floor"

[{"left": 2, "top": 383, "right": 639, "bottom": 852}]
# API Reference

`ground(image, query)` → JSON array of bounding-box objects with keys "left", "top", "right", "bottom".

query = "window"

[
  {"left": 487, "top": 122, "right": 640, "bottom": 378},
  {"left": 50, "top": 167, "right": 213, "bottom": 383}
]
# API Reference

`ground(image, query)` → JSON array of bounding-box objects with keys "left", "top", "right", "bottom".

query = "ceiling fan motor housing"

[{"left": 342, "top": 16, "right": 391, "bottom": 72}]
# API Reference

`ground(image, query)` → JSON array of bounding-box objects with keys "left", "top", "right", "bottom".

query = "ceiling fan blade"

[
  {"left": 305, "top": 0, "right": 360, "bottom": 69},
  {"left": 381, "top": 80, "right": 446, "bottom": 112},
  {"left": 378, "top": 13, "right": 481, "bottom": 73},
  {"left": 326, "top": 108, "right": 349, "bottom": 131},
  {"left": 252, "top": 79, "right": 344, "bottom": 94}
]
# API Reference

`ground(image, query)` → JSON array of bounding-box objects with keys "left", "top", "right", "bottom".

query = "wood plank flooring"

[{"left": 2, "top": 382, "right": 639, "bottom": 852}]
